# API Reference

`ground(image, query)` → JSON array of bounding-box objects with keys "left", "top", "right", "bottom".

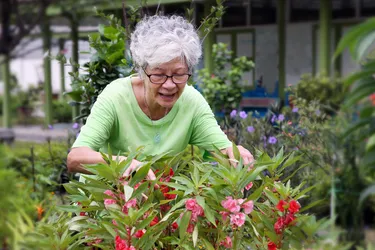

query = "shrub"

[{"left": 52, "top": 100, "right": 72, "bottom": 123}]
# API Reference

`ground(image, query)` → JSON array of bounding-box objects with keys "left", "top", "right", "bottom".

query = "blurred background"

[{"left": 1, "top": 0, "right": 375, "bottom": 249}]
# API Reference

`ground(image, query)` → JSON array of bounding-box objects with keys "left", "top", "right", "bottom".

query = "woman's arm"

[
  {"left": 67, "top": 146, "right": 123, "bottom": 174},
  {"left": 67, "top": 146, "right": 156, "bottom": 179}
]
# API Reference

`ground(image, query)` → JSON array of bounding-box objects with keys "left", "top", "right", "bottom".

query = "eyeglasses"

[{"left": 142, "top": 68, "right": 191, "bottom": 84}]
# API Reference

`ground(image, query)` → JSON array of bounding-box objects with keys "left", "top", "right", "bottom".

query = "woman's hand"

[
  {"left": 122, "top": 159, "right": 156, "bottom": 180},
  {"left": 224, "top": 145, "right": 255, "bottom": 169}
]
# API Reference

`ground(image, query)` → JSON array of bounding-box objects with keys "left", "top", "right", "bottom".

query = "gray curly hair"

[{"left": 130, "top": 15, "right": 202, "bottom": 72}]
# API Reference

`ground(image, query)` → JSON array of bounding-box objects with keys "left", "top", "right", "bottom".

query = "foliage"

[
  {"left": 64, "top": 11, "right": 133, "bottom": 124},
  {"left": 287, "top": 74, "right": 345, "bottom": 114},
  {"left": 3, "top": 140, "right": 73, "bottom": 199},
  {"left": 198, "top": 43, "right": 255, "bottom": 114},
  {"left": 20, "top": 146, "right": 330, "bottom": 250},
  {"left": 52, "top": 100, "right": 73, "bottom": 123},
  {"left": 227, "top": 98, "right": 374, "bottom": 244},
  {"left": 333, "top": 17, "right": 375, "bottom": 228}
]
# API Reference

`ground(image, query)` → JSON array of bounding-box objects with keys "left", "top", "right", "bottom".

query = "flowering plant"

[{"left": 56, "top": 145, "right": 326, "bottom": 249}]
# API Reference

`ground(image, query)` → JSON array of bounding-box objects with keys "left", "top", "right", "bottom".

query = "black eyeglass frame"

[{"left": 142, "top": 68, "right": 191, "bottom": 85}]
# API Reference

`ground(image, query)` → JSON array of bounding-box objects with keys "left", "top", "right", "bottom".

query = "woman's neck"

[{"left": 144, "top": 90, "right": 167, "bottom": 120}]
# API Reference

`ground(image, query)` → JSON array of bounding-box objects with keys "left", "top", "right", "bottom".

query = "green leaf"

[
  {"left": 202, "top": 238, "right": 215, "bottom": 250},
  {"left": 124, "top": 185, "right": 134, "bottom": 202},
  {"left": 57, "top": 205, "right": 80, "bottom": 213},
  {"left": 129, "top": 163, "right": 150, "bottom": 186},
  {"left": 83, "top": 163, "right": 115, "bottom": 182},
  {"left": 366, "top": 134, "right": 375, "bottom": 151},
  {"left": 263, "top": 189, "right": 279, "bottom": 205},
  {"left": 294, "top": 185, "right": 316, "bottom": 200},
  {"left": 334, "top": 18, "right": 375, "bottom": 60},
  {"left": 192, "top": 224, "right": 198, "bottom": 247},
  {"left": 163, "top": 182, "right": 187, "bottom": 191},
  {"left": 102, "top": 221, "right": 117, "bottom": 238},
  {"left": 179, "top": 211, "right": 191, "bottom": 240},
  {"left": 355, "top": 31, "right": 375, "bottom": 60},
  {"left": 232, "top": 142, "right": 241, "bottom": 161},
  {"left": 173, "top": 176, "right": 195, "bottom": 188},
  {"left": 247, "top": 186, "right": 264, "bottom": 202},
  {"left": 299, "top": 199, "right": 325, "bottom": 213},
  {"left": 363, "top": 148, "right": 375, "bottom": 167},
  {"left": 131, "top": 181, "right": 149, "bottom": 199},
  {"left": 359, "top": 184, "right": 375, "bottom": 208},
  {"left": 345, "top": 82, "right": 375, "bottom": 107}
]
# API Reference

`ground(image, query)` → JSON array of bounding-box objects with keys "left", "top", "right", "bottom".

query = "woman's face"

[{"left": 144, "top": 58, "right": 189, "bottom": 109}]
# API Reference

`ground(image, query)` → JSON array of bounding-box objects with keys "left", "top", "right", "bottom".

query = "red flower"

[
  {"left": 276, "top": 200, "right": 288, "bottom": 212},
  {"left": 288, "top": 200, "right": 300, "bottom": 214},
  {"left": 370, "top": 93, "right": 375, "bottom": 105},
  {"left": 160, "top": 204, "right": 171, "bottom": 212},
  {"left": 274, "top": 217, "right": 284, "bottom": 234},
  {"left": 187, "top": 223, "right": 194, "bottom": 233},
  {"left": 134, "top": 229, "right": 146, "bottom": 238},
  {"left": 284, "top": 213, "right": 296, "bottom": 226},
  {"left": 268, "top": 241, "right": 277, "bottom": 250},
  {"left": 171, "top": 222, "right": 178, "bottom": 232},
  {"left": 115, "top": 236, "right": 128, "bottom": 250},
  {"left": 150, "top": 216, "right": 159, "bottom": 226}
]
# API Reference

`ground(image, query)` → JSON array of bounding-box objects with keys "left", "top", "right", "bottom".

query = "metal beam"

[{"left": 46, "top": 0, "right": 190, "bottom": 16}]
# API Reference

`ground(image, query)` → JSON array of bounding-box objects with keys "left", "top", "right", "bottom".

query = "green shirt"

[{"left": 72, "top": 76, "right": 231, "bottom": 158}]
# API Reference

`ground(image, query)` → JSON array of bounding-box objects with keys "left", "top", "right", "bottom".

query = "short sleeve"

[
  {"left": 189, "top": 92, "right": 232, "bottom": 151},
  {"left": 72, "top": 86, "right": 116, "bottom": 151}
]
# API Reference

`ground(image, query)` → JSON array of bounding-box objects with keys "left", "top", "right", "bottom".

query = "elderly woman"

[{"left": 67, "top": 15, "right": 254, "bottom": 179}]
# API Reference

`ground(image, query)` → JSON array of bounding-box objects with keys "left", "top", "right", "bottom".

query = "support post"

[
  {"left": 42, "top": 15, "right": 53, "bottom": 127},
  {"left": 277, "top": 0, "right": 286, "bottom": 105},
  {"left": 58, "top": 38, "right": 66, "bottom": 101},
  {"left": 203, "top": 0, "right": 214, "bottom": 74},
  {"left": 1, "top": 55, "right": 11, "bottom": 128},
  {"left": 319, "top": 0, "right": 332, "bottom": 75},
  {"left": 334, "top": 25, "right": 342, "bottom": 77},
  {"left": 70, "top": 16, "right": 80, "bottom": 121}
]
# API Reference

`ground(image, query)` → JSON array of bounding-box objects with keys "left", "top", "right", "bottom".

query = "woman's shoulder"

[
  {"left": 103, "top": 77, "right": 132, "bottom": 93},
  {"left": 181, "top": 85, "right": 206, "bottom": 104}
]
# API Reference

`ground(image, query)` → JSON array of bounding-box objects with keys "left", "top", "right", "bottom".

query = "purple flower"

[
  {"left": 48, "top": 124, "right": 53, "bottom": 130},
  {"left": 230, "top": 110, "right": 237, "bottom": 118},
  {"left": 72, "top": 123, "right": 79, "bottom": 129},
  {"left": 292, "top": 107, "right": 299, "bottom": 113},
  {"left": 268, "top": 136, "right": 277, "bottom": 144},
  {"left": 247, "top": 126, "right": 255, "bottom": 133},
  {"left": 271, "top": 115, "right": 276, "bottom": 123},
  {"left": 315, "top": 110, "right": 321, "bottom": 116},
  {"left": 277, "top": 114, "right": 285, "bottom": 122},
  {"left": 239, "top": 111, "right": 248, "bottom": 119}
]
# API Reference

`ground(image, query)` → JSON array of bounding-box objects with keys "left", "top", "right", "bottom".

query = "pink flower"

[
  {"left": 221, "top": 197, "right": 241, "bottom": 213},
  {"left": 220, "top": 211, "right": 230, "bottom": 221},
  {"left": 220, "top": 236, "right": 233, "bottom": 248},
  {"left": 187, "top": 223, "right": 194, "bottom": 233},
  {"left": 245, "top": 182, "right": 253, "bottom": 190},
  {"left": 122, "top": 199, "right": 137, "bottom": 214},
  {"left": 230, "top": 212, "right": 246, "bottom": 227},
  {"left": 185, "top": 199, "right": 197, "bottom": 211},
  {"left": 242, "top": 200, "right": 254, "bottom": 214},
  {"left": 104, "top": 189, "right": 116, "bottom": 198},
  {"left": 185, "top": 198, "right": 204, "bottom": 221},
  {"left": 104, "top": 199, "right": 117, "bottom": 209}
]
